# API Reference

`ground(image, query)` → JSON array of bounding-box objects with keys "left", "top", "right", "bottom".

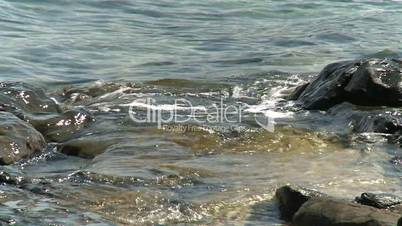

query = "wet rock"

[
  {"left": 354, "top": 114, "right": 402, "bottom": 134},
  {"left": 286, "top": 82, "right": 309, "bottom": 101},
  {"left": 30, "top": 108, "right": 94, "bottom": 142},
  {"left": 349, "top": 111, "right": 402, "bottom": 145},
  {"left": 289, "top": 60, "right": 358, "bottom": 109},
  {"left": 0, "top": 82, "right": 60, "bottom": 115},
  {"left": 0, "top": 82, "right": 94, "bottom": 142},
  {"left": 293, "top": 198, "right": 400, "bottom": 226},
  {"left": 275, "top": 185, "right": 324, "bottom": 220},
  {"left": 291, "top": 58, "right": 402, "bottom": 110},
  {"left": 390, "top": 156, "right": 402, "bottom": 165},
  {"left": 356, "top": 193, "right": 402, "bottom": 209},
  {"left": 0, "top": 171, "right": 21, "bottom": 185},
  {"left": 0, "top": 112, "right": 46, "bottom": 165}
]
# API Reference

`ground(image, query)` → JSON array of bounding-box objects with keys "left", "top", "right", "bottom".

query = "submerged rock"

[
  {"left": 57, "top": 81, "right": 137, "bottom": 105},
  {"left": 290, "top": 58, "right": 402, "bottom": 110},
  {"left": 0, "top": 171, "right": 23, "bottom": 185},
  {"left": 0, "top": 112, "right": 46, "bottom": 165},
  {"left": 59, "top": 135, "right": 114, "bottom": 158}
]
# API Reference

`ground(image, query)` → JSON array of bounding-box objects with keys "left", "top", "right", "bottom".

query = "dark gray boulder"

[
  {"left": 293, "top": 198, "right": 400, "bottom": 226},
  {"left": 0, "top": 112, "right": 46, "bottom": 165},
  {"left": 291, "top": 60, "right": 360, "bottom": 109},
  {"left": 291, "top": 58, "right": 402, "bottom": 110},
  {"left": 275, "top": 185, "right": 324, "bottom": 220}
]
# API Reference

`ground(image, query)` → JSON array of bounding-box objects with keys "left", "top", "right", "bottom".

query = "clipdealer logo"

[{"left": 128, "top": 97, "right": 275, "bottom": 132}]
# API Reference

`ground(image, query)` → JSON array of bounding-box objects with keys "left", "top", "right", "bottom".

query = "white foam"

[
  {"left": 123, "top": 101, "right": 207, "bottom": 112},
  {"left": 244, "top": 79, "right": 298, "bottom": 119},
  {"left": 245, "top": 105, "right": 294, "bottom": 119},
  {"left": 232, "top": 86, "right": 244, "bottom": 99},
  {"left": 98, "top": 87, "right": 133, "bottom": 99}
]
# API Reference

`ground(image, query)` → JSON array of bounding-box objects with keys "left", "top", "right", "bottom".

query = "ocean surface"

[
  {"left": 1, "top": 0, "right": 402, "bottom": 225},
  {"left": 2, "top": 0, "right": 402, "bottom": 84}
]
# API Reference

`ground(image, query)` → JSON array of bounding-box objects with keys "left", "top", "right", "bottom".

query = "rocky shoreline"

[
  {"left": 0, "top": 57, "right": 402, "bottom": 224},
  {"left": 279, "top": 57, "right": 402, "bottom": 226}
]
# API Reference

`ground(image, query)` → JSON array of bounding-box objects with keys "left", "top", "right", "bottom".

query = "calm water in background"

[
  {"left": 1, "top": 0, "right": 402, "bottom": 225},
  {"left": 1, "top": 0, "right": 402, "bottom": 84}
]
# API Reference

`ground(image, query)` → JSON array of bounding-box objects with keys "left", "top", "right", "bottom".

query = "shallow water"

[{"left": 1, "top": 0, "right": 402, "bottom": 225}]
